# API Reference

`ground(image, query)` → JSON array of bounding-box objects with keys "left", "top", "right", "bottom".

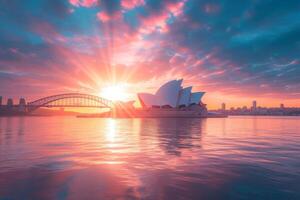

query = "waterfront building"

[
  {"left": 138, "top": 79, "right": 205, "bottom": 108},
  {"left": 252, "top": 100, "right": 257, "bottom": 110},
  {"left": 7, "top": 98, "right": 13, "bottom": 107},
  {"left": 19, "top": 98, "right": 26, "bottom": 105},
  {"left": 222, "top": 103, "right": 226, "bottom": 111},
  {"left": 18, "top": 98, "right": 26, "bottom": 112},
  {"left": 95, "top": 79, "right": 213, "bottom": 118}
]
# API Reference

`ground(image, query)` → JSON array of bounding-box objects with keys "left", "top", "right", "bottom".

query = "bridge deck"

[{"left": 26, "top": 105, "right": 110, "bottom": 108}]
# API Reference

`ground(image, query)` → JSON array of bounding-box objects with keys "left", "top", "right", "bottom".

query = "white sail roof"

[
  {"left": 177, "top": 86, "right": 192, "bottom": 106},
  {"left": 137, "top": 79, "right": 205, "bottom": 108},
  {"left": 189, "top": 92, "right": 205, "bottom": 104},
  {"left": 155, "top": 79, "right": 182, "bottom": 107},
  {"left": 138, "top": 93, "right": 157, "bottom": 107}
]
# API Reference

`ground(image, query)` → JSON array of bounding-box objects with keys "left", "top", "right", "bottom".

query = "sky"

[{"left": 0, "top": 0, "right": 299, "bottom": 109}]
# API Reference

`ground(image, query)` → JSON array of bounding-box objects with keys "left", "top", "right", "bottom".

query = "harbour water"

[{"left": 0, "top": 116, "right": 300, "bottom": 199}]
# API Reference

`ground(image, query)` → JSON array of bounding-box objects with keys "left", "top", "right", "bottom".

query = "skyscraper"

[
  {"left": 7, "top": 98, "right": 13, "bottom": 111},
  {"left": 19, "top": 98, "right": 26, "bottom": 106},
  {"left": 252, "top": 100, "right": 257, "bottom": 110},
  {"left": 222, "top": 103, "right": 226, "bottom": 111},
  {"left": 18, "top": 98, "right": 26, "bottom": 112},
  {"left": 280, "top": 104, "right": 284, "bottom": 109},
  {"left": 7, "top": 98, "right": 13, "bottom": 107}
]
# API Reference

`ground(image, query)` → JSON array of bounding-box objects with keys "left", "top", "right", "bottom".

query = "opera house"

[
  {"left": 109, "top": 79, "right": 209, "bottom": 118},
  {"left": 138, "top": 79, "right": 205, "bottom": 108},
  {"left": 79, "top": 79, "right": 227, "bottom": 118}
]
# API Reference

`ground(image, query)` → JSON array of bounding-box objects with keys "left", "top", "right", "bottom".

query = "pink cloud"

[
  {"left": 121, "top": 0, "right": 145, "bottom": 9},
  {"left": 96, "top": 12, "right": 121, "bottom": 22},
  {"left": 139, "top": 12, "right": 169, "bottom": 33},
  {"left": 166, "top": 1, "right": 185, "bottom": 17},
  {"left": 97, "top": 12, "right": 110, "bottom": 22},
  {"left": 32, "top": 22, "right": 67, "bottom": 44},
  {"left": 138, "top": 1, "right": 186, "bottom": 34},
  {"left": 69, "top": 0, "right": 98, "bottom": 7}
]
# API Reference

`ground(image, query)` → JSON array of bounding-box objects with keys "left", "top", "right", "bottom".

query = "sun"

[{"left": 100, "top": 83, "right": 129, "bottom": 102}]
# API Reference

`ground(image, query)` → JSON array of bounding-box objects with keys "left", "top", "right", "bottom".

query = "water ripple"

[{"left": 0, "top": 116, "right": 300, "bottom": 199}]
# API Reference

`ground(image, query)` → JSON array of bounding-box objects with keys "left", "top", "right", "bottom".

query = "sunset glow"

[
  {"left": 100, "top": 84, "right": 130, "bottom": 102},
  {"left": 0, "top": 0, "right": 299, "bottom": 109}
]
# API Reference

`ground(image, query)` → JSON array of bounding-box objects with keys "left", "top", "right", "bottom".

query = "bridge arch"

[{"left": 27, "top": 93, "right": 114, "bottom": 112}]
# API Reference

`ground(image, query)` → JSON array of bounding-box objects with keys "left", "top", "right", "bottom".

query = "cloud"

[
  {"left": 69, "top": 0, "right": 98, "bottom": 7},
  {"left": 121, "top": 0, "right": 145, "bottom": 9},
  {"left": 0, "top": 0, "right": 299, "bottom": 107},
  {"left": 96, "top": 11, "right": 121, "bottom": 22}
]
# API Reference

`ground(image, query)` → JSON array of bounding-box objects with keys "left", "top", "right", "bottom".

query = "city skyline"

[
  {"left": 1, "top": 94, "right": 298, "bottom": 110},
  {"left": 0, "top": 0, "right": 300, "bottom": 109}
]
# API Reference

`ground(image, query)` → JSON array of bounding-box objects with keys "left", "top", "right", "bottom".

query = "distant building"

[
  {"left": 252, "top": 100, "right": 257, "bottom": 110},
  {"left": 19, "top": 98, "right": 26, "bottom": 106},
  {"left": 18, "top": 98, "right": 26, "bottom": 112},
  {"left": 211, "top": 100, "right": 300, "bottom": 116},
  {"left": 221, "top": 103, "right": 226, "bottom": 111},
  {"left": 7, "top": 98, "right": 13, "bottom": 107}
]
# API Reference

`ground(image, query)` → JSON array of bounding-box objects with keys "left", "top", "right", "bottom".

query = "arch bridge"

[{"left": 26, "top": 93, "right": 114, "bottom": 112}]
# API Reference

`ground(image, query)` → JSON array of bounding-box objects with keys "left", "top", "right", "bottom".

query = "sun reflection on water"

[
  {"left": 106, "top": 118, "right": 116, "bottom": 143},
  {"left": 1, "top": 117, "right": 300, "bottom": 199}
]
